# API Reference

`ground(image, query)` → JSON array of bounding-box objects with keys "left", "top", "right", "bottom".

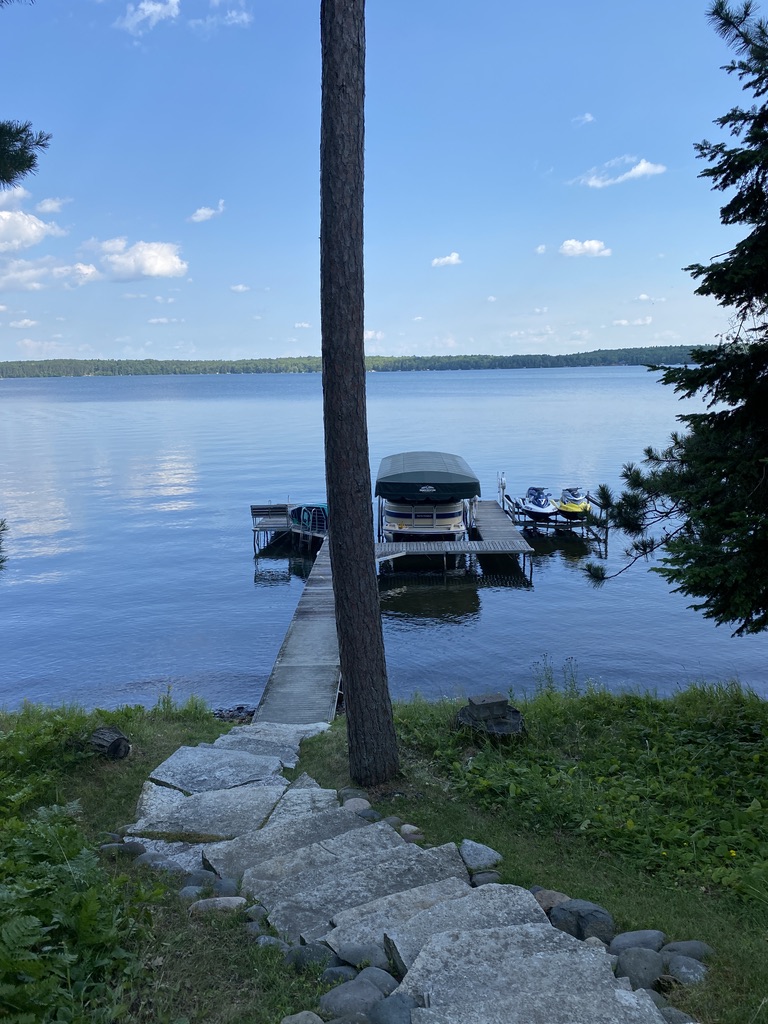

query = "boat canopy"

[{"left": 375, "top": 451, "right": 481, "bottom": 503}]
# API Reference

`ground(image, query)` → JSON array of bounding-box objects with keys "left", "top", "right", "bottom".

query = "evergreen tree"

[
  {"left": 589, "top": 1, "right": 768, "bottom": 636},
  {"left": 1, "top": 2, "right": 50, "bottom": 188}
]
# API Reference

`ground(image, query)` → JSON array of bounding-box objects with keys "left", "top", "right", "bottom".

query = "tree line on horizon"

[{"left": 0, "top": 345, "right": 708, "bottom": 378}]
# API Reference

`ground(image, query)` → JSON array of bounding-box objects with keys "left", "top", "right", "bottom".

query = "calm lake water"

[{"left": 1, "top": 368, "right": 766, "bottom": 711}]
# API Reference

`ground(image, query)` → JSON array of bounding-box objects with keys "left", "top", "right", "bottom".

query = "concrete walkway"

[{"left": 123, "top": 720, "right": 672, "bottom": 1024}]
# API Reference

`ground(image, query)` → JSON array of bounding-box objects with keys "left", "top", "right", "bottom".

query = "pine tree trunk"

[{"left": 320, "top": 0, "right": 399, "bottom": 785}]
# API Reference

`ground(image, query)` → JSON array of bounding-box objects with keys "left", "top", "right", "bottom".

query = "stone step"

[
  {"left": 150, "top": 745, "right": 284, "bottom": 793},
  {"left": 241, "top": 819, "right": 404, "bottom": 885},
  {"left": 384, "top": 884, "right": 549, "bottom": 974},
  {"left": 263, "top": 843, "right": 470, "bottom": 942},
  {"left": 202, "top": 806, "right": 370, "bottom": 880},
  {"left": 397, "top": 926, "right": 665, "bottom": 1024},
  {"left": 262, "top": 786, "right": 340, "bottom": 827},
  {"left": 322, "top": 877, "right": 473, "bottom": 953},
  {"left": 125, "top": 780, "right": 288, "bottom": 841}
]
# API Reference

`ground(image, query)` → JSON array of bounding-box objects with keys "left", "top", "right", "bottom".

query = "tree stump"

[{"left": 89, "top": 726, "right": 131, "bottom": 760}]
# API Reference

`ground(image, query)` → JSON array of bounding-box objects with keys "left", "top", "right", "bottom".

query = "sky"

[{"left": 0, "top": 0, "right": 754, "bottom": 362}]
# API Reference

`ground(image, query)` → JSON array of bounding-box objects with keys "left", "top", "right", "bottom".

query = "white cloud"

[
  {"left": 612, "top": 316, "right": 653, "bottom": 326},
  {"left": 148, "top": 317, "right": 183, "bottom": 324},
  {"left": 572, "top": 112, "right": 595, "bottom": 126},
  {"left": 53, "top": 263, "right": 101, "bottom": 286},
  {"left": 230, "top": 283, "right": 250, "bottom": 293},
  {"left": 0, "top": 304, "right": 6, "bottom": 312},
  {"left": 0, "top": 187, "right": 30, "bottom": 211},
  {"left": 412, "top": 315, "right": 424, "bottom": 321},
  {"left": 98, "top": 238, "right": 188, "bottom": 280},
  {"left": 0, "top": 210, "right": 66, "bottom": 252},
  {"left": 0, "top": 258, "right": 53, "bottom": 291},
  {"left": 431, "top": 251, "right": 461, "bottom": 267},
  {"left": 364, "top": 329, "right": 385, "bottom": 341},
  {"left": 636, "top": 293, "right": 666, "bottom": 303},
  {"left": 487, "top": 295, "right": 497, "bottom": 303},
  {"left": 116, "top": 0, "right": 180, "bottom": 35},
  {"left": 188, "top": 199, "right": 225, "bottom": 223},
  {"left": 36, "top": 197, "right": 70, "bottom": 215},
  {"left": 559, "top": 239, "right": 611, "bottom": 257},
  {"left": 573, "top": 155, "right": 667, "bottom": 188},
  {"left": 10, "top": 318, "right": 37, "bottom": 329},
  {"left": 533, "top": 307, "right": 548, "bottom": 314},
  {"left": 535, "top": 244, "right": 546, "bottom": 255},
  {"left": 294, "top": 322, "right": 311, "bottom": 329}
]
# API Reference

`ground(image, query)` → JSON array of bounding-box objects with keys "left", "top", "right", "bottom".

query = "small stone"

[
  {"left": 322, "top": 965, "right": 359, "bottom": 985},
  {"left": 549, "top": 898, "right": 615, "bottom": 943},
  {"left": 133, "top": 851, "right": 174, "bottom": 869},
  {"left": 182, "top": 868, "right": 218, "bottom": 888},
  {"left": 99, "top": 841, "right": 146, "bottom": 858},
  {"left": 212, "top": 876, "right": 239, "bottom": 897},
  {"left": 178, "top": 885, "right": 204, "bottom": 903},
  {"left": 661, "top": 940, "right": 715, "bottom": 963},
  {"left": 356, "top": 966, "right": 398, "bottom": 996},
  {"left": 470, "top": 869, "right": 502, "bottom": 887},
  {"left": 532, "top": 888, "right": 571, "bottom": 914},
  {"left": 245, "top": 903, "right": 268, "bottom": 923},
  {"left": 381, "top": 816, "right": 402, "bottom": 829},
  {"left": 659, "top": 1010, "right": 698, "bottom": 1024},
  {"left": 244, "top": 921, "right": 265, "bottom": 939},
  {"left": 339, "top": 787, "right": 369, "bottom": 802},
  {"left": 609, "top": 929, "right": 667, "bottom": 955},
  {"left": 459, "top": 839, "right": 503, "bottom": 872},
  {"left": 280, "top": 1013, "right": 324, "bottom": 1024},
  {"left": 667, "top": 954, "right": 708, "bottom": 986},
  {"left": 399, "top": 824, "right": 422, "bottom": 839},
  {"left": 284, "top": 942, "right": 336, "bottom": 972},
  {"left": 356, "top": 808, "right": 382, "bottom": 822},
  {"left": 318, "top": 977, "right": 385, "bottom": 1018},
  {"left": 335, "top": 941, "right": 390, "bottom": 971},
  {"left": 583, "top": 936, "right": 607, "bottom": 950},
  {"left": 254, "top": 935, "right": 291, "bottom": 953},
  {"left": 368, "top": 992, "right": 419, "bottom": 1024},
  {"left": 188, "top": 896, "right": 246, "bottom": 916},
  {"left": 616, "top": 947, "right": 665, "bottom": 991}
]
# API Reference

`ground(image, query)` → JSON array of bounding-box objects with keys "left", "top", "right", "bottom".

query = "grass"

[{"left": 2, "top": 679, "right": 767, "bottom": 1023}]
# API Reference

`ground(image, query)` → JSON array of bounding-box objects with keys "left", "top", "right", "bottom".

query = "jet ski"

[
  {"left": 518, "top": 486, "right": 557, "bottom": 522},
  {"left": 556, "top": 486, "right": 592, "bottom": 520}
]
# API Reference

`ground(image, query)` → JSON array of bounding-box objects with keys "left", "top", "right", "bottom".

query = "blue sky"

[{"left": 0, "top": 0, "right": 750, "bottom": 362}]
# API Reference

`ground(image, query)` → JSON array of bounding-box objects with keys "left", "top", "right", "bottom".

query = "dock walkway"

[
  {"left": 254, "top": 541, "right": 340, "bottom": 725},
  {"left": 375, "top": 499, "right": 532, "bottom": 560}
]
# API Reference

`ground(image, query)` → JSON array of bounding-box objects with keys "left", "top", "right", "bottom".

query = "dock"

[
  {"left": 254, "top": 541, "right": 341, "bottom": 724},
  {"left": 251, "top": 503, "right": 328, "bottom": 554},
  {"left": 375, "top": 500, "right": 532, "bottom": 561}
]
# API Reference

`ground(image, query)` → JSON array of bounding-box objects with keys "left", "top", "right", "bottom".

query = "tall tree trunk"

[{"left": 320, "top": 0, "right": 399, "bottom": 785}]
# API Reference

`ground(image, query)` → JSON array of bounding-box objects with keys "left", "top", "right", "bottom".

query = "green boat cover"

[{"left": 375, "top": 451, "right": 481, "bottom": 502}]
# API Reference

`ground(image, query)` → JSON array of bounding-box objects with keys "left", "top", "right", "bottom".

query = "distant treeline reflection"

[{"left": 0, "top": 346, "right": 708, "bottom": 378}]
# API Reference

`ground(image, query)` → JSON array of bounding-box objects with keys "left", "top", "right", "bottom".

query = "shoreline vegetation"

[
  {"left": 1, "top": 680, "right": 765, "bottom": 1022},
  {"left": 0, "top": 345, "right": 709, "bottom": 379}
]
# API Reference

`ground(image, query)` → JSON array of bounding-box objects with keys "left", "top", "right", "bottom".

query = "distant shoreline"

[{"left": 0, "top": 345, "right": 709, "bottom": 379}]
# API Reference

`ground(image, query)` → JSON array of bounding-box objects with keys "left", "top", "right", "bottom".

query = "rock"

[
  {"left": 318, "top": 977, "right": 386, "bottom": 1018},
  {"left": 532, "top": 888, "right": 571, "bottom": 914},
  {"left": 356, "top": 966, "right": 399, "bottom": 996},
  {"left": 245, "top": 903, "right": 268, "bottom": 923},
  {"left": 344, "top": 798, "right": 372, "bottom": 813},
  {"left": 667, "top": 954, "right": 708, "bottom": 985},
  {"left": 368, "top": 993, "right": 419, "bottom": 1024},
  {"left": 549, "top": 898, "right": 615, "bottom": 943},
  {"left": 133, "top": 851, "right": 174, "bottom": 869},
  {"left": 322, "top": 965, "right": 359, "bottom": 985},
  {"left": 244, "top": 921, "right": 266, "bottom": 939},
  {"left": 182, "top": 868, "right": 218, "bottom": 888},
  {"left": 284, "top": 942, "right": 337, "bottom": 972},
  {"left": 188, "top": 896, "right": 246, "bottom": 916},
  {"left": 254, "top": 935, "right": 291, "bottom": 953},
  {"left": 178, "top": 885, "right": 205, "bottom": 903},
  {"left": 615, "top": 947, "right": 665, "bottom": 990},
  {"left": 335, "top": 941, "right": 391, "bottom": 972},
  {"left": 399, "top": 824, "right": 423, "bottom": 841},
  {"left": 659, "top": 1010, "right": 698, "bottom": 1023},
  {"left": 583, "top": 936, "right": 607, "bottom": 951},
  {"left": 280, "top": 1013, "right": 324, "bottom": 1024},
  {"left": 99, "top": 841, "right": 147, "bottom": 858},
  {"left": 458, "top": 839, "right": 502, "bottom": 872},
  {"left": 661, "top": 940, "right": 715, "bottom": 963},
  {"left": 339, "top": 787, "right": 369, "bottom": 802},
  {"left": 212, "top": 877, "right": 239, "bottom": 897},
  {"left": 356, "top": 808, "right": 383, "bottom": 822},
  {"left": 639, "top": 988, "right": 668, "bottom": 1008},
  {"left": 609, "top": 930, "right": 667, "bottom": 955},
  {"left": 381, "top": 816, "right": 403, "bottom": 829},
  {"left": 470, "top": 870, "right": 501, "bottom": 886}
]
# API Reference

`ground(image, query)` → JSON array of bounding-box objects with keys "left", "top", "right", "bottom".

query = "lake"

[{"left": 1, "top": 367, "right": 766, "bottom": 712}]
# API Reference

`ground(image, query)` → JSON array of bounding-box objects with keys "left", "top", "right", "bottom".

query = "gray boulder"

[
  {"left": 615, "top": 947, "right": 665, "bottom": 991},
  {"left": 458, "top": 839, "right": 502, "bottom": 872},
  {"left": 667, "top": 954, "right": 708, "bottom": 985},
  {"left": 549, "top": 898, "right": 615, "bottom": 942},
  {"left": 368, "top": 993, "right": 418, "bottom": 1024},
  {"left": 318, "top": 977, "right": 385, "bottom": 1018},
  {"left": 661, "top": 940, "right": 714, "bottom": 963},
  {"left": 356, "top": 966, "right": 398, "bottom": 996},
  {"left": 609, "top": 930, "right": 666, "bottom": 955}
]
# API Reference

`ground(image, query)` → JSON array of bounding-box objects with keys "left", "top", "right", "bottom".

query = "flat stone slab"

[
  {"left": 204, "top": 806, "right": 369, "bottom": 880},
  {"left": 322, "top": 877, "right": 472, "bottom": 953},
  {"left": 242, "top": 820, "right": 404, "bottom": 883},
  {"left": 125, "top": 781, "right": 287, "bottom": 840},
  {"left": 211, "top": 732, "right": 300, "bottom": 768},
  {"left": 399, "top": 926, "right": 664, "bottom": 1024},
  {"left": 265, "top": 843, "right": 470, "bottom": 941},
  {"left": 150, "top": 746, "right": 284, "bottom": 793},
  {"left": 262, "top": 787, "right": 340, "bottom": 826},
  {"left": 136, "top": 838, "right": 211, "bottom": 873},
  {"left": 384, "top": 884, "right": 548, "bottom": 974}
]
